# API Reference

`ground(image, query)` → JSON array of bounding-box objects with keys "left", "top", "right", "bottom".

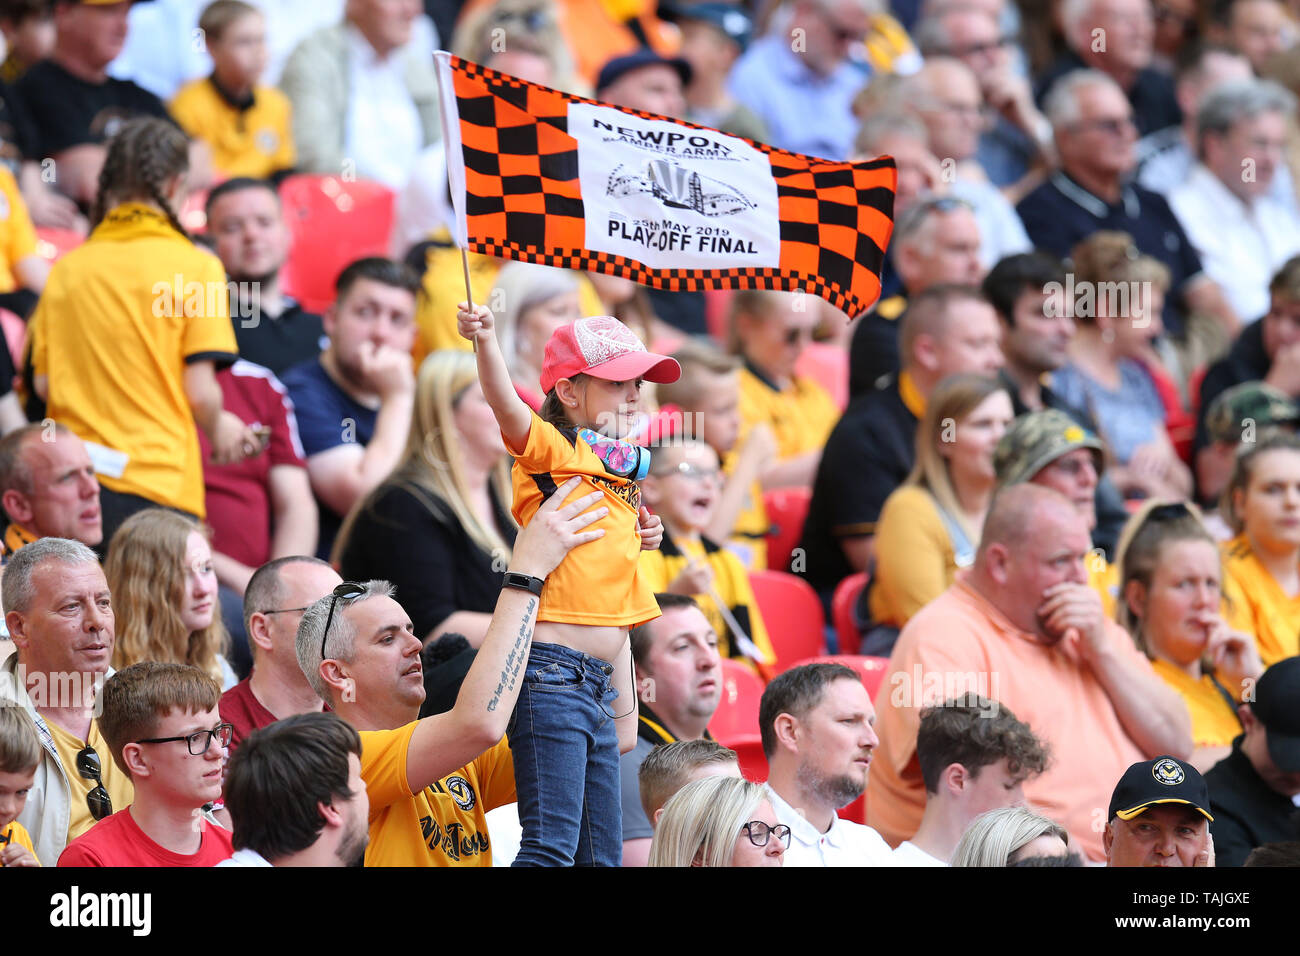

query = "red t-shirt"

[
  {"left": 218, "top": 676, "right": 277, "bottom": 756},
  {"left": 197, "top": 360, "right": 306, "bottom": 568},
  {"left": 57, "top": 808, "right": 234, "bottom": 867}
]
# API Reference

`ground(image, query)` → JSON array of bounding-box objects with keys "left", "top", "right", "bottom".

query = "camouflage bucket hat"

[
  {"left": 1204, "top": 382, "right": 1300, "bottom": 445},
  {"left": 994, "top": 408, "right": 1104, "bottom": 486}
]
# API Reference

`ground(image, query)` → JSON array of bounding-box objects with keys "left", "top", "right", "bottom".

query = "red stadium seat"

[
  {"left": 795, "top": 342, "right": 848, "bottom": 410},
  {"left": 749, "top": 569, "right": 826, "bottom": 670},
  {"left": 791, "top": 654, "right": 891, "bottom": 702},
  {"left": 839, "top": 792, "right": 867, "bottom": 825},
  {"left": 725, "top": 734, "right": 769, "bottom": 783},
  {"left": 35, "top": 227, "right": 85, "bottom": 263},
  {"left": 278, "top": 175, "right": 396, "bottom": 312},
  {"left": 763, "top": 486, "right": 811, "bottom": 574},
  {"left": 831, "top": 571, "right": 868, "bottom": 655},
  {"left": 708, "top": 658, "right": 766, "bottom": 743}
]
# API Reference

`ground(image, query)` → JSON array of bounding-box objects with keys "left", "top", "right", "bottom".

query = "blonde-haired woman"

[
  {"left": 648, "top": 775, "right": 786, "bottom": 867},
  {"left": 950, "top": 806, "right": 1077, "bottom": 867},
  {"left": 1220, "top": 429, "right": 1300, "bottom": 665},
  {"left": 335, "top": 350, "right": 517, "bottom": 645},
  {"left": 1115, "top": 499, "right": 1261, "bottom": 772},
  {"left": 490, "top": 262, "right": 583, "bottom": 406},
  {"left": 865, "top": 375, "right": 1013, "bottom": 653},
  {"left": 107, "top": 509, "right": 236, "bottom": 689}
]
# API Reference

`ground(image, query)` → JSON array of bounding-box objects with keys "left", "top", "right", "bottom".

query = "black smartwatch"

[{"left": 502, "top": 571, "right": 545, "bottom": 597}]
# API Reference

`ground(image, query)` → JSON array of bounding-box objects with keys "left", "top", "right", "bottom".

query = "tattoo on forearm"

[{"left": 487, "top": 597, "right": 536, "bottom": 712}]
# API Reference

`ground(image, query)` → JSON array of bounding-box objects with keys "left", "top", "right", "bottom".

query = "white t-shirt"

[
  {"left": 892, "top": 840, "right": 948, "bottom": 867},
  {"left": 765, "top": 784, "right": 894, "bottom": 867},
  {"left": 216, "top": 847, "right": 272, "bottom": 867}
]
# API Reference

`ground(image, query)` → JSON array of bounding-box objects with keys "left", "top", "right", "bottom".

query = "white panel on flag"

[{"left": 568, "top": 103, "right": 781, "bottom": 271}]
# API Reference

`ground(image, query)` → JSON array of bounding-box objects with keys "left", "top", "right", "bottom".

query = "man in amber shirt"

[
  {"left": 293, "top": 478, "right": 606, "bottom": 866},
  {"left": 731, "top": 289, "right": 840, "bottom": 490},
  {"left": 868, "top": 484, "right": 1193, "bottom": 862}
]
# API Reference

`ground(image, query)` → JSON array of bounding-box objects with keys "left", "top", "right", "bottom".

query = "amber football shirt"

[
  {"left": 637, "top": 531, "right": 774, "bottom": 664},
  {"left": 506, "top": 412, "right": 660, "bottom": 628},
  {"left": 170, "top": 78, "right": 295, "bottom": 179},
  {"left": 29, "top": 203, "right": 238, "bottom": 517},
  {"left": 1150, "top": 658, "right": 1242, "bottom": 749},
  {"left": 1222, "top": 534, "right": 1300, "bottom": 666},
  {"left": 360, "top": 724, "right": 516, "bottom": 867},
  {"left": 0, "top": 820, "right": 37, "bottom": 866},
  {"left": 737, "top": 362, "right": 839, "bottom": 461},
  {"left": 0, "top": 165, "right": 36, "bottom": 294},
  {"left": 46, "top": 718, "right": 135, "bottom": 844}
]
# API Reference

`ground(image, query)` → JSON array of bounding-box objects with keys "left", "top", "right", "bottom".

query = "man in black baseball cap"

[
  {"left": 595, "top": 48, "right": 691, "bottom": 119},
  {"left": 1205, "top": 657, "right": 1300, "bottom": 866},
  {"left": 1104, "top": 756, "right": 1215, "bottom": 867}
]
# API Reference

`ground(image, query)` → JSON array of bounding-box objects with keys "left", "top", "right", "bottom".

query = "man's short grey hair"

[
  {"left": 294, "top": 580, "right": 395, "bottom": 702},
  {"left": 854, "top": 112, "right": 927, "bottom": 158},
  {"left": 1043, "top": 69, "right": 1123, "bottom": 129},
  {"left": 243, "top": 555, "right": 334, "bottom": 637},
  {"left": 2, "top": 537, "right": 101, "bottom": 616},
  {"left": 911, "top": 14, "right": 953, "bottom": 56},
  {"left": 894, "top": 193, "right": 975, "bottom": 250},
  {"left": 1059, "top": 0, "right": 1097, "bottom": 38},
  {"left": 1196, "top": 79, "right": 1297, "bottom": 157}
]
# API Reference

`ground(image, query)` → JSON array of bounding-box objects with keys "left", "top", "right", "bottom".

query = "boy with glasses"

[{"left": 58, "top": 662, "right": 234, "bottom": 866}]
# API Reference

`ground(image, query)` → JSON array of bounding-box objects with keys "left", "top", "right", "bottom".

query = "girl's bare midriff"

[{"left": 534, "top": 621, "right": 628, "bottom": 665}]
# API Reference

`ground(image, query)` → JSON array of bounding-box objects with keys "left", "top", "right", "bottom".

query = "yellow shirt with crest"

[
  {"left": 360, "top": 725, "right": 515, "bottom": 867},
  {"left": 170, "top": 78, "right": 295, "bottom": 179}
]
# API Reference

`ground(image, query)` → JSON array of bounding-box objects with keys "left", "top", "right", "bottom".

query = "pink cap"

[{"left": 539, "top": 315, "right": 681, "bottom": 395}]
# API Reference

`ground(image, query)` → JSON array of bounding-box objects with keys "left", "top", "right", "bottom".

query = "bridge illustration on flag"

[{"left": 435, "top": 52, "right": 897, "bottom": 317}]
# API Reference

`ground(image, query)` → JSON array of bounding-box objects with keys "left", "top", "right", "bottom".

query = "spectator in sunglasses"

[
  {"left": 0, "top": 537, "right": 133, "bottom": 868},
  {"left": 59, "top": 661, "right": 235, "bottom": 867},
  {"left": 728, "top": 290, "right": 840, "bottom": 490},
  {"left": 1116, "top": 499, "right": 1262, "bottom": 771},
  {"left": 648, "top": 774, "right": 786, "bottom": 866}
]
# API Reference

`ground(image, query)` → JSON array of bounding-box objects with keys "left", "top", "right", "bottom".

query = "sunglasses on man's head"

[{"left": 320, "top": 582, "right": 368, "bottom": 661}]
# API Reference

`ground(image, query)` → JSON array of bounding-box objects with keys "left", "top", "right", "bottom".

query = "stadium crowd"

[{"left": 0, "top": 0, "right": 1299, "bottom": 870}]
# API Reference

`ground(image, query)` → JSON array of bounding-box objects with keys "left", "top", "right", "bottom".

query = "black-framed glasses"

[
  {"left": 262, "top": 605, "right": 312, "bottom": 615},
  {"left": 742, "top": 821, "right": 792, "bottom": 849},
  {"left": 1069, "top": 117, "right": 1136, "bottom": 136},
  {"left": 943, "top": 36, "right": 1015, "bottom": 58},
  {"left": 784, "top": 325, "right": 816, "bottom": 346},
  {"left": 137, "top": 722, "right": 234, "bottom": 756},
  {"left": 321, "top": 582, "right": 367, "bottom": 660},
  {"left": 75, "top": 746, "right": 113, "bottom": 821}
]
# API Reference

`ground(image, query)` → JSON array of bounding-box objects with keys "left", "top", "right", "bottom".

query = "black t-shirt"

[
  {"left": 0, "top": 78, "right": 34, "bottom": 162},
  {"left": 232, "top": 298, "right": 325, "bottom": 377},
  {"left": 798, "top": 376, "right": 917, "bottom": 595},
  {"left": 337, "top": 479, "right": 518, "bottom": 640},
  {"left": 1194, "top": 320, "right": 1270, "bottom": 456},
  {"left": 14, "top": 60, "right": 169, "bottom": 158},
  {"left": 1204, "top": 740, "right": 1300, "bottom": 868}
]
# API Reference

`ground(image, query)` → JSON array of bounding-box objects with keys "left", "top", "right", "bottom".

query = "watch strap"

[{"left": 502, "top": 571, "right": 545, "bottom": 597}]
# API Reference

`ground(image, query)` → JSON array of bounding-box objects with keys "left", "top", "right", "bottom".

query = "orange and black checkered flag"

[{"left": 434, "top": 53, "right": 896, "bottom": 317}]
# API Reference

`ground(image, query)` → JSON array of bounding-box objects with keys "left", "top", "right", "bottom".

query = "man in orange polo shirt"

[{"left": 867, "top": 484, "right": 1193, "bottom": 862}]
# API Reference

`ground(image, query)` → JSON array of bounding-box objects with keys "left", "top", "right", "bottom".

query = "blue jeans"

[{"left": 507, "top": 642, "right": 622, "bottom": 866}]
